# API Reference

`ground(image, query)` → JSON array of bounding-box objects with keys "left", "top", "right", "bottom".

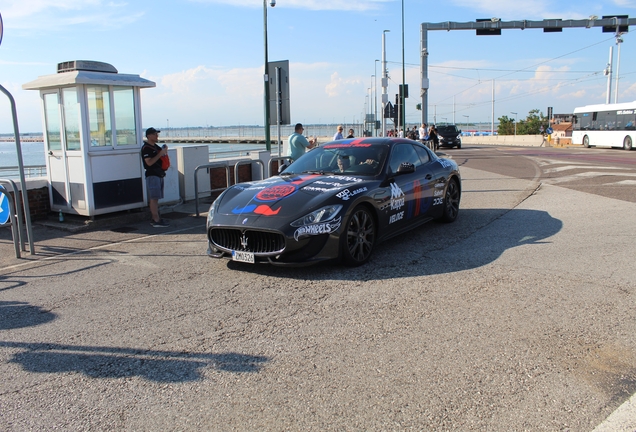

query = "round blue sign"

[{"left": 0, "top": 191, "right": 10, "bottom": 225}]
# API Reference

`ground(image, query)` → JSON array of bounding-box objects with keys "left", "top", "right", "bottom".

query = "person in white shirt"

[{"left": 333, "top": 125, "right": 344, "bottom": 140}]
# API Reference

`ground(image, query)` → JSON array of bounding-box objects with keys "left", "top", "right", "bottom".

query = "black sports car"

[{"left": 206, "top": 137, "right": 461, "bottom": 266}]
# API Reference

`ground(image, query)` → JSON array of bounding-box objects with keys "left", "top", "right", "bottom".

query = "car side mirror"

[{"left": 396, "top": 162, "right": 415, "bottom": 174}]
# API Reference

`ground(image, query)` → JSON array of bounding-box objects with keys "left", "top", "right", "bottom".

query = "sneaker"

[{"left": 150, "top": 218, "right": 170, "bottom": 228}]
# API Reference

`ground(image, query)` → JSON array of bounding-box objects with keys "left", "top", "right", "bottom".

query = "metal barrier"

[
  {"left": 194, "top": 162, "right": 231, "bottom": 217},
  {"left": 268, "top": 156, "right": 289, "bottom": 178},
  {"left": 0, "top": 165, "right": 47, "bottom": 179},
  {"left": 234, "top": 159, "right": 264, "bottom": 185},
  {"left": 0, "top": 178, "right": 34, "bottom": 254},
  {"left": 0, "top": 185, "right": 21, "bottom": 258}
]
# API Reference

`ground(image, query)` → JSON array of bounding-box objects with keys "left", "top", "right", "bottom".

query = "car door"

[
  {"left": 383, "top": 143, "right": 435, "bottom": 232},
  {"left": 414, "top": 145, "right": 449, "bottom": 218}
]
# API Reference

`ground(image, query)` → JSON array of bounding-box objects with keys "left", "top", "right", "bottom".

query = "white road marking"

[{"left": 593, "top": 391, "right": 636, "bottom": 432}]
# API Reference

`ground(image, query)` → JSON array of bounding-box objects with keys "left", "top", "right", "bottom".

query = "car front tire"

[{"left": 341, "top": 205, "right": 376, "bottom": 266}]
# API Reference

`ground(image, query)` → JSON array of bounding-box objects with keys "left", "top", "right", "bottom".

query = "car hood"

[{"left": 215, "top": 173, "right": 368, "bottom": 222}]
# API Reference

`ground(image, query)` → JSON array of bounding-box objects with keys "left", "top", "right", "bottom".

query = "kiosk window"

[
  {"left": 113, "top": 87, "right": 136, "bottom": 146},
  {"left": 43, "top": 93, "right": 61, "bottom": 151},
  {"left": 62, "top": 87, "right": 81, "bottom": 151},
  {"left": 87, "top": 85, "right": 112, "bottom": 147}
]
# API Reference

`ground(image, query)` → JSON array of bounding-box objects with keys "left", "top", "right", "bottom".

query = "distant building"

[{"left": 553, "top": 113, "right": 574, "bottom": 124}]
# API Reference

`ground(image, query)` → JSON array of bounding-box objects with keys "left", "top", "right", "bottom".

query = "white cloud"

[
  {"left": 0, "top": 0, "right": 143, "bottom": 31},
  {"left": 325, "top": 72, "right": 363, "bottom": 97}
]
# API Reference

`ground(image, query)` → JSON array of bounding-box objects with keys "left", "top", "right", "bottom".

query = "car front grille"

[{"left": 210, "top": 228, "right": 286, "bottom": 255}]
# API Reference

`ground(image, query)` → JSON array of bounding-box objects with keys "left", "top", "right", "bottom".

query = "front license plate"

[{"left": 232, "top": 250, "right": 255, "bottom": 264}]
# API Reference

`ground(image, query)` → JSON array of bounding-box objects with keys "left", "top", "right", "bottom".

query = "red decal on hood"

[
  {"left": 256, "top": 184, "right": 297, "bottom": 201},
  {"left": 290, "top": 174, "right": 320, "bottom": 185},
  {"left": 254, "top": 205, "right": 281, "bottom": 216}
]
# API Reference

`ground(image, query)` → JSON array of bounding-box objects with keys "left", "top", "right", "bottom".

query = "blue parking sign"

[{"left": 0, "top": 191, "right": 10, "bottom": 225}]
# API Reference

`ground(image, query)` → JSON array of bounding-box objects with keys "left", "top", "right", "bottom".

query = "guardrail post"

[
  {"left": 194, "top": 162, "right": 232, "bottom": 217},
  {"left": 234, "top": 160, "right": 264, "bottom": 185}
]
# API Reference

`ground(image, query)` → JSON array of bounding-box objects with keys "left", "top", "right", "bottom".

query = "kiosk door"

[{"left": 43, "top": 91, "right": 70, "bottom": 208}]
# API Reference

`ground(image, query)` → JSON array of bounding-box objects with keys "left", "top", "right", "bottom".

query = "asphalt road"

[{"left": 1, "top": 146, "right": 635, "bottom": 431}]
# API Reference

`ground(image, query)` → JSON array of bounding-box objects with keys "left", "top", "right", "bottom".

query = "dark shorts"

[{"left": 146, "top": 175, "right": 164, "bottom": 200}]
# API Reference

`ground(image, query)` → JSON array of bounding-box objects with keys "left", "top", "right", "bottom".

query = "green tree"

[
  {"left": 497, "top": 115, "right": 515, "bottom": 135},
  {"left": 499, "top": 109, "right": 549, "bottom": 135},
  {"left": 518, "top": 109, "right": 547, "bottom": 135}
]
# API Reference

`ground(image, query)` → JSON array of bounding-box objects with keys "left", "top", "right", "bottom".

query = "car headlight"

[{"left": 290, "top": 204, "right": 342, "bottom": 227}]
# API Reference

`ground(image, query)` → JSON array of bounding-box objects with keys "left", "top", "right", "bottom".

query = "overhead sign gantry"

[{"left": 419, "top": 16, "right": 636, "bottom": 129}]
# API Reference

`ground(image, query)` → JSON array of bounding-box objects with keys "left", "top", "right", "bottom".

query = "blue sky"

[{"left": 0, "top": 0, "right": 635, "bottom": 134}]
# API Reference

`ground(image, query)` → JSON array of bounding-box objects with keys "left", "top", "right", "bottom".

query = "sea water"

[{"left": 0, "top": 141, "right": 268, "bottom": 179}]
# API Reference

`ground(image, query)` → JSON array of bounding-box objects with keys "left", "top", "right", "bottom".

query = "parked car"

[
  {"left": 437, "top": 124, "right": 462, "bottom": 148},
  {"left": 206, "top": 138, "right": 461, "bottom": 267}
]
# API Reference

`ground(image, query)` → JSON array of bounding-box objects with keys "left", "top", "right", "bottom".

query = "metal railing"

[
  {"left": 268, "top": 156, "right": 289, "bottom": 178},
  {"left": 234, "top": 159, "right": 264, "bottom": 185},
  {"left": 194, "top": 162, "right": 232, "bottom": 217},
  {"left": 0, "top": 165, "right": 47, "bottom": 179}
]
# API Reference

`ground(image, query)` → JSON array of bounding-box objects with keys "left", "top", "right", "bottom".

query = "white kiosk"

[{"left": 23, "top": 60, "right": 156, "bottom": 217}]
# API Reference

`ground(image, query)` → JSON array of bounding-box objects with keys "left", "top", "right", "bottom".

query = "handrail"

[
  {"left": 234, "top": 159, "right": 264, "bottom": 185},
  {"left": 267, "top": 156, "right": 289, "bottom": 178},
  {"left": 0, "top": 178, "right": 34, "bottom": 254},
  {"left": 0, "top": 179, "right": 26, "bottom": 252},
  {"left": 0, "top": 185, "right": 21, "bottom": 258},
  {"left": 194, "top": 162, "right": 231, "bottom": 217}
]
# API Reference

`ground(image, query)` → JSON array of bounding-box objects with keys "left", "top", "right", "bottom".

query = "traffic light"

[{"left": 476, "top": 18, "right": 501, "bottom": 36}]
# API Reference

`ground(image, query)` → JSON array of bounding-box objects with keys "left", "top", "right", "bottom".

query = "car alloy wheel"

[
  {"left": 440, "top": 179, "right": 460, "bottom": 223},
  {"left": 341, "top": 205, "right": 376, "bottom": 266}
]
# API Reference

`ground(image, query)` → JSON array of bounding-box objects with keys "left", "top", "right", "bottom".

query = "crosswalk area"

[{"left": 532, "top": 155, "right": 636, "bottom": 187}]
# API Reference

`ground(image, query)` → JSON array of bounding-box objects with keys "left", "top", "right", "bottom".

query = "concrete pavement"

[{"left": 1, "top": 165, "right": 635, "bottom": 430}]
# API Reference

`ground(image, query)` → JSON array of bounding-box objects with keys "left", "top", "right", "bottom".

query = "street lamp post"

[
  {"left": 374, "top": 59, "right": 379, "bottom": 136},
  {"left": 511, "top": 112, "right": 517, "bottom": 136},
  {"left": 381, "top": 30, "right": 390, "bottom": 138},
  {"left": 370, "top": 74, "right": 376, "bottom": 136},
  {"left": 615, "top": 33, "right": 623, "bottom": 104},
  {"left": 263, "top": 0, "right": 276, "bottom": 152},
  {"left": 463, "top": 115, "right": 469, "bottom": 133},
  {"left": 401, "top": 0, "right": 406, "bottom": 134}
]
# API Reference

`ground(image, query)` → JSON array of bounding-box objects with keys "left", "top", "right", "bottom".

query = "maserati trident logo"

[{"left": 240, "top": 233, "right": 249, "bottom": 250}]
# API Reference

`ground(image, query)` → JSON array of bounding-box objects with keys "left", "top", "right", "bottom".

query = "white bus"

[{"left": 572, "top": 101, "right": 636, "bottom": 150}]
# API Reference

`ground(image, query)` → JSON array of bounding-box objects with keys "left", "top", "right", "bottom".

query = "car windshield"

[
  {"left": 283, "top": 143, "right": 389, "bottom": 176},
  {"left": 437, "top": 125, "right": 458, "bottom": 135}
]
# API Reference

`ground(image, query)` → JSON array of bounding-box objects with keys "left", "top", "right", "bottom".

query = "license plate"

[{"left": 232, "top": 250, "right": 255, "bottom": 264}]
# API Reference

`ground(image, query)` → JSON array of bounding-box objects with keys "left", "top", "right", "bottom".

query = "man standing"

[
  {"left": 142, "top": 127, "right": 169, "bottom": 227},
  {"left": 288, "top": 123, "right": 316, "bottom": 162},
  {"left": 419, "top": 123, "right": 428, "bottom": 142},
  {"left": 333, "top": 125, "right": 344, "bottom": 140}
]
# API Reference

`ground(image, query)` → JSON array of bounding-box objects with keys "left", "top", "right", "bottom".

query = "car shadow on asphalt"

[
  {"left": 0, "top": 340, "right": 269, "bottom": 383},
  {"left": 226, "top": 208, "right": 563, "bottom": 281}
]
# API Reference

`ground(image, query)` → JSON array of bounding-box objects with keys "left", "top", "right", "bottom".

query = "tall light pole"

[
  {"left": 374, "top": 59, "right": 380, "bottom": 137},
  {"left": 401, "top": 0, "right": 406, "bottom": 134},
  {"left": 263, "top": 0, "right": 276, "bottom": 152},
  {"left": 463, "top": 115, "right": 469, "bottom": 132},
  {"left": 615, "top": 33, "right": 623, "bottom": 104},
  {"left": 511, "top": 112, "right": 517, "bottom": 136},
  {"left": 381, "top": 30, "right": 390, "bottom": 138}
]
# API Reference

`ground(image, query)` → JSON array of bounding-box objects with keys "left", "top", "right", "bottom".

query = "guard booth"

[{"left": 22, "top": 61, "right": 156, "bottom": 217}]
